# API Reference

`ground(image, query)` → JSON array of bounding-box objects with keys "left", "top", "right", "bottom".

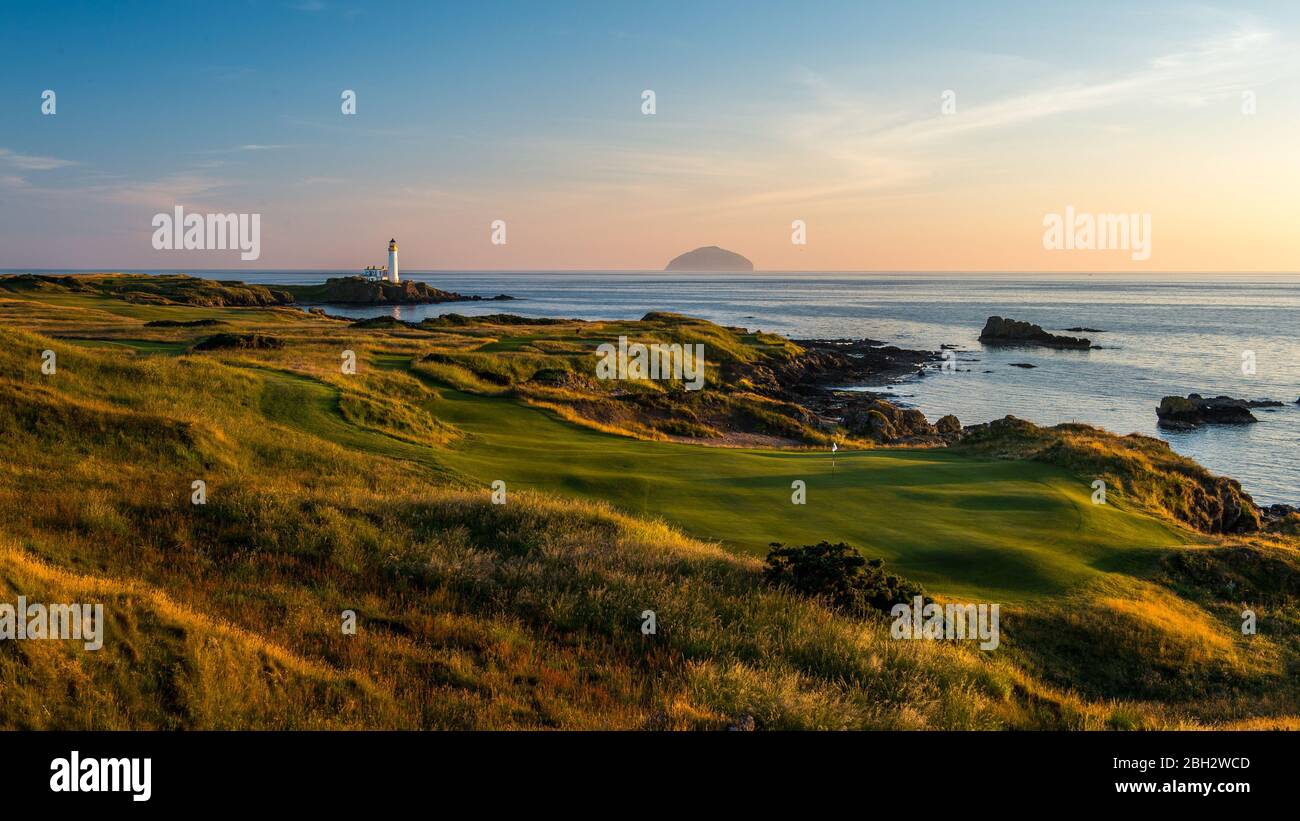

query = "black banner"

[{"left": 1, "top": 730, "right": 1284, "bottom": 810}]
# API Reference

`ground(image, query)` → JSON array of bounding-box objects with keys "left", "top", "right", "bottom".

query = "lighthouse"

[{"left": 387, "top": 238, "right": 399, "bottom": 284}]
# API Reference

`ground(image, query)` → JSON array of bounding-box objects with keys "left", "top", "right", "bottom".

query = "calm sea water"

[{"left": 39, "top": 270, "right": 1300, "bottom": 505}]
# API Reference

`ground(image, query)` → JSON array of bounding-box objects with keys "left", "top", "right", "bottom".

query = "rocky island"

[
  {"left": 979, "top": 316, "right": 1093, "bottom": 349},
  {"left": 1157, "top": 393, "right": 1284, "bottom": 429},
  {"left": 664, "top": 246, "right": 754, "bottom": 272}
]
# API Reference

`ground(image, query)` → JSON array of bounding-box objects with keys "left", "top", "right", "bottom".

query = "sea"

[{"left": 22, "top": 270, "right": 1300, "bottom": 506}]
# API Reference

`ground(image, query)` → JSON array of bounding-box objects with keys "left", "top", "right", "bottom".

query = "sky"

[{"left": 1, "top": 0, "right": 1298, "bottom": 272}]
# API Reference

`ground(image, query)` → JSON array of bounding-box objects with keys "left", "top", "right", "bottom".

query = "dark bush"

[
  {"left": 763, "top": 541, "right": 925, "bottom": 616},
  {"left": 192, "top": 333, "right": 283, "bottom": 351},
  {"left": 143, "top": 318, "right": 225, "bottom": 328}
]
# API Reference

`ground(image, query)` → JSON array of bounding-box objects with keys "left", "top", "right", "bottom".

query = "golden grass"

[{"left": 1, "top": 296, "right": 1299, "bottom": 730}]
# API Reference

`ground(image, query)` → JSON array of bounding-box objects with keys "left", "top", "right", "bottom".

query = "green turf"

[
  {"left": 55, "top": 338, "right": 191, "bottom": 355},
  {"left": 253, "top": 357, "right": 1188, "bottom": 602},
  {"left": 3, "top": 283, "right": 1191, "bottom": 603}
]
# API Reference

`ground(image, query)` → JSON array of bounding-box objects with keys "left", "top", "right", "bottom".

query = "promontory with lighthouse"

[{"left": 281, "top": 238, "right": 514, "bottom": 306}]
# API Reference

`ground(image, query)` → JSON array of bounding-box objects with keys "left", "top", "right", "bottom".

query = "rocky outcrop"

[
  {"left": 840, "top": 397, "right": 958, "bottom": 445},
  {"left": 1263, "top": 505, "right": 1300, "bottom": 535},
  {"left": 287, "top": 276, "right": 513, "bottom": 306},
  {"left": 349, "top": 316, "right": 410, "bottom": 329},
  {"left": 1156, "top": 394, "right": 1280, "bottom": 430},
  {"left": 935, "top": 414, "right": 962, "bottom": 436},
  {"left": 979, "top": 316, "right": 1092, "bottom": 349},
  {"left": 664, "top": 246, "right": 754, "bottom": 272},
  {"left": 771, "top": 339, "right": 934, "bottom": 394}
]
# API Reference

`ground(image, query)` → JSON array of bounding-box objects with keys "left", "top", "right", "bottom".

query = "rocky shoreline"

[
  {"left": 282, "top": 276, "right": 514, "bottom": 306},
  {"left": 762, "top": 338, "right": 957, "bottom": 445},
  {"left": 768, "top": 328, "right": 1295, "bottom": 522}
]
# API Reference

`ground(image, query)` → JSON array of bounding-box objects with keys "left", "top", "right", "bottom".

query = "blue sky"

[{"left": 2, "top": 1, "right": 1298, "bottom": 270}]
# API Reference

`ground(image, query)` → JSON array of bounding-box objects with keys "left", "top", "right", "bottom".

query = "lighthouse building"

[{"left": 362, "top": 239, "right": 401, "bottom": 283}]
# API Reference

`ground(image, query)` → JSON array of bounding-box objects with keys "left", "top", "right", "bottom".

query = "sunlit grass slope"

[
  {"left": 383, "top": 365, "right": 1188, "bottom": 602},
  {"left": 1, "top": 281, "right": 1297, "bottom": 729}
]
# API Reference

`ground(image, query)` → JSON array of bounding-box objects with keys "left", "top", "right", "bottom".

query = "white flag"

[{"left": 832, "top": 441, "right": 838, "bottom": 453}]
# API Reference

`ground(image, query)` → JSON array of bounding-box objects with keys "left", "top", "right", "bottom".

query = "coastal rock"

[
  {"left": 1263, "top": 505, "right": 1300, "bottom": 536},
  {"left": 308, "top": 307, "right": 351, "bottom": 321},
  {"left": 285, "top": 276, "right": 512, "bottom": 306},
  {"left": 842, "top": 397, "right": 941, "bottom": 444},
  {"left": 774, "top": 339, "right": 935, "bottom": 394},
  {"left": 664, "top": 246, "right": 754, "bottom": 272},
  {"left": 1156, "top": 394, "right": 1267, "bottom": 429},
  {"left": 1262, "top": 503, "right": 1299, "bottom": 522},
  {"left": 935, "top": 414, "right": 962, "bottom": 437},
  {"left": 350, "top": 315, "right": 411, "bottom": 329},
  {"left": 335, "top": 277, "right": 461, "bottom": 304},
  {"left": 961, "top": 415, "right": 1038, "bottom": 440},
  {"left": 979, "top": 316, "right": 1091, "bottom": 349}
]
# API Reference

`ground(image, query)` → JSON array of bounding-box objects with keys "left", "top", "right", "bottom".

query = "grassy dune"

[{"left": 1, "top": 277, "right": 1298, "bottom": 729}]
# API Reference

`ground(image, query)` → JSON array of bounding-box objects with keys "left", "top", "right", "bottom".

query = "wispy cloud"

[
  {"left": 737, "top": 20, "right": 1290, "bottom": 212},
  {"left": 0, "top": 148, "right": 76, "bottom": 172},
  {"left": 81, "top": 173, "right": 232, "bottom": 206},
  {"left": 195, "top": 144, "right": 297, "bottom": 155},
  {"left": 866, "top": 26, "right": 1280, "bottom": 146}
]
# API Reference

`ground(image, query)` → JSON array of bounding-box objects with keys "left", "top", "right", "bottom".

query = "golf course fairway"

[{"left": 259, "top": 360, "right": 1191, "bottom": 603}]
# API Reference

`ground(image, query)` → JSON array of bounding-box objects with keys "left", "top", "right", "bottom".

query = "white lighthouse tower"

[{"left": 387, "top": 238, "right": 399, "bottom": 283}]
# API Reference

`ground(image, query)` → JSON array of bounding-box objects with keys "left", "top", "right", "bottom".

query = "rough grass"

[
  {"left": 961, "top": 417, "right": 1262, "bottom": 533},
  {"left": 1, "top": 286, "right": 1299, "bottom": 729}
]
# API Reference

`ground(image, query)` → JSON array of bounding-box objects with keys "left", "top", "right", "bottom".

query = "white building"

[{"left": 361, "top": 239, "right": 401, "bottom": 283}]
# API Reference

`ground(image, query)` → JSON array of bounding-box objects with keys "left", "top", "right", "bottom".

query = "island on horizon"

[{"left": 664, "top": 246, "right": 754, "bottom": 273}]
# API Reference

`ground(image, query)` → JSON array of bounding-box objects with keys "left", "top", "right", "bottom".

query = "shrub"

[{"left": 763, "top": 541, "right": 925, "bottom": 616}]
